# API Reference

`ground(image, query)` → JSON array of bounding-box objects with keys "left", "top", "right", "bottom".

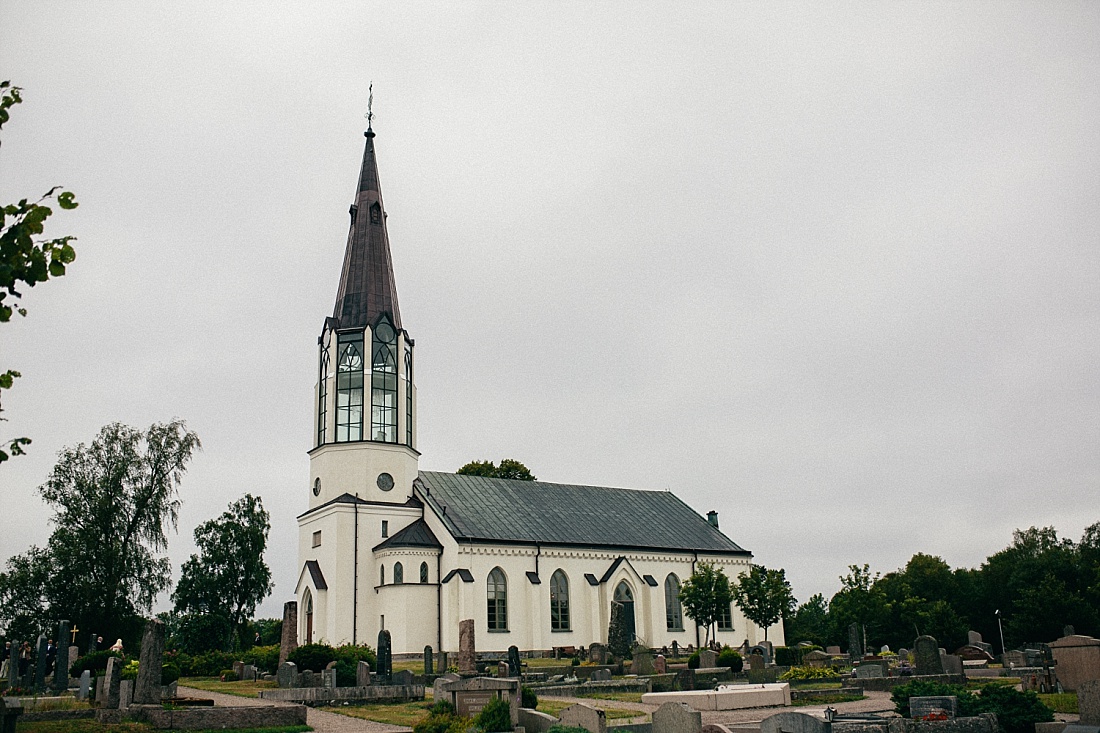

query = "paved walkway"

[{"left": 177, "top": 685, "right": 412, "bottom": 733}]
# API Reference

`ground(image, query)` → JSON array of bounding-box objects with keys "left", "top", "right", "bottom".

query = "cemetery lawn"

[
  {"left": 1038, "top": 692, "right": 1077, "bottom": 714},
  {"left": 321, "top": 699, "right": 435, "bottom": 726},
  {"left": 535, "top": 698, "right": 641, "bottom": 720},
  {"left": 792, "top": 694, "right": 865, "bottom": 707},
  {"left": 577, "top": 692, "right": 645, "bottom": 703},
  {"left": 180, "top": 676, "right": 280, "bottom": 697}
]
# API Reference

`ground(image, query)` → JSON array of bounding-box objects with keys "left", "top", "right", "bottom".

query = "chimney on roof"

[{"left": 707, "top": 511, "right": 719, "bottom": 529}]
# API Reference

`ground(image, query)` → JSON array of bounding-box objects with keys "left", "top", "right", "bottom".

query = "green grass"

[
  {"left": 1039, "top": 692, "right": 1078, "bottom": 714},
  {"left": 536, "top": 698, "right": 640, "bottom": 721},
  {"left": 792, "top": 694, "right": 865, "bottom": 707},
  {"left": 179, "top": 676, "right": 279, "bottom": 697},
  {"left": 966, "top": 678, "right": 1021, "bottom": 690},
  {"left": 321, "top": 699, "right": 436, "bottom": 726},
  {"left": 577, "top": 692, "right": 645, "bottom": 704}
]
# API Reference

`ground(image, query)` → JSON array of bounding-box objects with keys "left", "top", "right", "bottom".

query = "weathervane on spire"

[{"left": 365, "top": 83, "right": 374, "bottom": 132}]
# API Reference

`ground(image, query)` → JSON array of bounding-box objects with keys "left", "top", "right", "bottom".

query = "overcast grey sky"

[{"left": 2, "top": 2, "right": 1098, "bottom": 621}]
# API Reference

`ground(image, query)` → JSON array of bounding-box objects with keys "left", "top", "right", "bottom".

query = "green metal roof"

[{"left": 415, "top": 471, "right": 749, "bottom": 555}]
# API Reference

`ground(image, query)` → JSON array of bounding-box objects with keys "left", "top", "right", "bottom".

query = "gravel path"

[{"left": 176, "top": 685, "right": 412, "bottom": 733}]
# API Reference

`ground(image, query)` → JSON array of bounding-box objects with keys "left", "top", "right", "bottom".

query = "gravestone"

[
  {"left": 279, "top": 600, "right": 298, "bottom": 667},
  {"left": 439, "top": 651, "right": 448, "bottom": 672},
  {"left": 653, "top": 701, "right": 702, "bottom": 733},
  {"left": 1, "top": 697, "right": 24, "bottom": 733},
  {"left": 633, "top": 645, "right": 656, "bottom": 675},
  {"left": 424, "top": 645, "right": 434, "bottom": 675},
  {"left": 674, "top": 668, "right": 696, "bottom": 691},
  {"left": 699, "top": 649, "right": 717, "bottom": 668},
  {"left": 497, "top": 661, "right": 510, "bottom": 678},
  {"left": 53, "top": 620, "right": 70, "bottom": 690},
  {"left": 8, "top": 639, "right": 21, "bottom": 689},
  {"left": 911, "top": 696, "right": 958, "bottom": 719},
  {"left": 855, "top": 663, "right": 884, "bottom": 679},
  {"left": 322, "top": 667, "right": 336, "bottom": 688},
  {"left": 277, "top": 661, "right": 298, "bottom": 688},
  {"left": 761, "top": 712, "right": 827, "bottom": 733},
  {"left": 671, "top": 641, "right": 680, "bottom": 659},
  {"left": 34, "top": 635, "right": 48, "bottom": 690},
  {"left": 655, "top": 654, "right": 667, "bottom": 674},
  {"left": 433, "top": 672, "right": 461, "bottom": 703},
  {"left": 357, "top": 660, "right": 372, "bottom": 686},
  {"left": 88, "top": 633, "right": 98, "bottom": 653},
  {"left": 848, "top": 623, "right": 863, "bottom": 658},
  {"left": 750, "top": 645, "right": 773, "bottom": 665},
  {"left": 898, "top": 648, "right": 909, "bottom": 660},
  {"left": 881, "top": 645, "right": 891, "bottom": 654},
  {"left": 77, "top": 670, "right": 91, "bottom": 700},
  {"left": 377, "top": 629, "right": 393, "bottom": 682},
  {"left": 119, "top": 679, "right": 133, "bottom": 709},
  {"left": 242, "top": 664, "right": 257, "bottom": 681},
  {"left": 590, "top": 668, "right": 611, "bottom": 681},
  {"left": 300, "top": 669, "right": 316, "bottom": 687},
  {"left": 560, "top": 703, "right": 607, "bottom": 733},
  {"left": 826, "top": 645, "right": 842, "bottom": 655},
  {"left": 1079, "top": 679, "right": 1100, "bottom": 725},
  {"left": 589, "top": 643, "right": 607, "bottom": 665},
  {"left": 233, "top": 661, "right": 245, "bottom": 680},
  {"left": 458, "top": 619, "right": 475, "bottom": 673},
  {"left": 940, "top": 653, "right": 964, "bottom": 676},
  {"left": 104, "top": 656, "right": 122, "bottom": 709},
  {"left": 968, "top": 631, "right": 983, "bottom": 646},
  {"left": 803, "top": 650, "right": 829, "bottom": 667},
  {"left": 134, "top": 618, "right": 165, "bottom": 704},
  {"left": 747, "top": 654, "right": 764, "bottom": 672},
  {"left": 394, "top": 669, "right": 415, "bottom": 686},
  {"left": 508, "top": 645, "right": 522, "bottom": 678},
  {"left": 914, "top": 635, "right": 944, "bottom": 675}
]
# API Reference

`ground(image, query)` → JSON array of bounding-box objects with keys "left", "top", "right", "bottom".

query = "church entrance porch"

[{"left": 614, "top": 581, "right": 636, "bottom": 643}]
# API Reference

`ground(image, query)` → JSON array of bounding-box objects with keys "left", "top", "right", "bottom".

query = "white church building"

[{"left": 295, "top": 125, "right": 783, "bottom": 656}]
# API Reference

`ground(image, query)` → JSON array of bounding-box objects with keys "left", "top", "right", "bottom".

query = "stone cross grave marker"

[
  {"left": 458, "top": 619, "right": 475, "bottom": 673},
  {"left": 914, "top": 635, "right": 944, "bottom": 675},
  {"left": 134, "top": 618, "right": 165, "bottom": 704}
]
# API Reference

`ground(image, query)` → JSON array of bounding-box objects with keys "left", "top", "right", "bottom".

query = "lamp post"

[{"left": 995, "top": 609, "right": 1007, "bottom": 665}]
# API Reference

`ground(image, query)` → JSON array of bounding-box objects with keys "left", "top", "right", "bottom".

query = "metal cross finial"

[
  {"left": 365, "top": 83, "right": 374, "bottom": 130},
  {"left": 70, "top": 625, "right": 79, "bottom": 643}
]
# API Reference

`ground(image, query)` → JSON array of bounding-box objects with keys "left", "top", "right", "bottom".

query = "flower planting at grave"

[{"left": 780, "top": 666, "right": 843, "bottom": 681}]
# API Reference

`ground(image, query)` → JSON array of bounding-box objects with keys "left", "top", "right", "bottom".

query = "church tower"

[
  {"left": 309, "top": 125, "right": 418, "bottom": 507},
  {"left": 296, "top": 124, "right": 424, "bottom": 647}
]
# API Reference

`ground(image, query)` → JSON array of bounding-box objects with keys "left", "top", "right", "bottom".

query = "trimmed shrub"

[
  {"left": 974, "top": 684, "right": 1053, "bottom": 733},
  {"left": 242, "top": 644, "right": 280, "bottom": 674},
  {"left": 288, "top": 643, "right": 336, "bottom": 672},
  {"left": 475, "top": 696, "right": 512, "bottom": 733},
  {"left": 333, "top": 644, "right": 377, "bottom": 687},
  {"left": 220, "top": 669, "right": 239, "bottom": 682},
  {"left": 717, "top": 648, "right": 743, "bottom": 672},
  {"left": 430, "top": 700, "right": 457, "bottom": 716},
  {"left": 891, "top": 681, "right": 978, "bottom": 718},
  {"left": 521, "top": 685, "right": 538, "bottom": 709},
  {"left": 70, "top": 650, "right": 123, "bottom": 678},
  {"left": 781, "top": 666, "right": 841, "bottom": 681},
  {"left": 687, "top": 651, "right": 700, "bottom": 669},
  {"left": 161, "top": 662, "right": 181, "bottom": 685}
]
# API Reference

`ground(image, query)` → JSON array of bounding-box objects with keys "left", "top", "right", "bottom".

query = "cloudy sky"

[{"left": 2, "top": 2, "right": 1098, "bottom": 621}]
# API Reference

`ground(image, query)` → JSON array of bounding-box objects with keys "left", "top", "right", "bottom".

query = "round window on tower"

[
  {"left": 377, "top": 472, "right": 394, "bottom": 492},
  {"left": 312, "top": 478, "right": 321, "bottom": 496}
]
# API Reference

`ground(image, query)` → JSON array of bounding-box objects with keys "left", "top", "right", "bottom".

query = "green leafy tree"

[
  {"left": 457, "top": 458, "right": 536, "bottom": 481},
  {"left": 0, "top": 545, "right": 51, "bottom": 640},
  {"left": 0, "top": 81, "right": 78, "bottom": 462},
  {"left": 38, "top": 420, "right": 201, "bottom": 643},
  {"left": 172, "top": 494, "right": 274, "bottom": 651},
  {"left": 827, "top": 563, "right": 889, "bottom": 648},
  {"left": 678, "top": 561, "right": 734, "bottom": 645},
  {"left": 784, "top": 593, "right": 829, "bottom": 647},
  {"left": 731, "top": 564, "right": 796, "bottom": 641}
]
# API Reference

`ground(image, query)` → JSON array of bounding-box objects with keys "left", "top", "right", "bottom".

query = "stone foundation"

[
  {"left": 259, "top": 683, "right": 423, "bottom": 705},
  {"left": 128, "top": 702, "right": 308, "bottom": 730}
]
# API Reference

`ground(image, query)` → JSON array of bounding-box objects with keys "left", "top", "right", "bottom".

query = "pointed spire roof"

[{"left": 332, "top": 127, "right": 402, "bottom": 330}]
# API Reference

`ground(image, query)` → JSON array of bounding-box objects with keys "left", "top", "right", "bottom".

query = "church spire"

[{"left": 332, "top": 125, "right": 402, "bottom": 330}]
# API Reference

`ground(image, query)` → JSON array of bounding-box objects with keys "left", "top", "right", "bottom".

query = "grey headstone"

[
  {"left": 78, "top": 669, "right": 91, "bottom": 700},
  {"left": 439, "top": 651, "right": 449, "bottom": 672},
  {"left": 655, "top": 654, "right": 667, "bottom": 674},
  {"left": 54, "top": 620, "right": 70, "bottom": 690},
  {"left": 914, "top": 635, "right": 943, "bottom": 675},
  {"left": 509, "top": 645, "right": 522, "bottom": 678},
  {"left": 433, "top": 671, "right": 461, "bottom": 703},
  {"left": 880, "top": 645, "right": 891, "bottom": 654},
  {"left": 699, "top": 649, "right": 717, "bottom": 669},
  {"left": 322, "top": 667, "right": 337, "bottom": 688},
  {"left": 68, "top": 646, "right": 79, "bottom": 679},
  {"left": 458, "top": 619, "right": 476, "bottom": 673},
  {"left": 498, "top": 661, "right": 511, "bottom": 678},
  {"left": 424, "top": 645, "right": 434, "bottom": 675},
  {"left": 633, "top": 646, "right": 656, "bottom": 675},
  {"left": 910, "top": 696, "right": 958, "bottom": 719},
  {"left": 968, "top": 631, "right": 983, "bottom": 645},
  {"left": 34, "top": 635, "right": 48, "bottom": 690},
  {"left": 747, "top": 654, "right": 764, "bottom": 671},
  {"left": 242, "top": 663, "right": 256, "bottom": 681},
  {"left": 377, "top": 629, "right": 392, "bottom": 682},
  {"left": 848, "top": 623, "right": 862, "bottom": 658},
  {"left": 394, "top": 669, "right": 415, "bottom": 686},
  {"left": 941, "top": 653, "right": 963, "bottom": 676},
  {"left": 855, "top": 663, "right": 884, "bottom": 678},
  {"left": 673, "top": 668, "right": 695, "bottom": 691},
  {"left": 119, "top": 679, "right": 133, "bottom": 710},
  {"left": 591, "top": 668, "right": 612, "bottom": 681},
  {"left": 653, "top": 701, "right": 702, "bottom": 733},
  {"left": 760, "top": 712, "right": 828, "bottom": 733},
  {"left": 277, "top": 661, "right": 297, "bottom": 689},
  {"left": 1078, "top": 679, "right": 1100, "bottom": 726},
  {"left": 358, "top": 660, "right": 372, "bottom": 686},
  {"left": 560, "top": 703, "right": 607, "bottom": 733},
  {"left": 88, "top": 633, "right": 98, "bottom": 653},
  {"left": 589, "top": 643, "right": 607, "bottom": 665},
  {"left": 898, "top": 648, "right": 909, "bottom": 660},
  {"left": 104, "top": 656, "right": 122, "bottom": 709},
  {"left": 6, "top": 640, "right": 18, "bottom": 689},
  {"left": 279, "top": 600, "right": 298, "bottom": 667},
  {"left": 671, "top": 641, "right": 680, "bottom": 659},
  {"left": 134, "top": 618, "right": 165, "bottom": 704},
  {"left": 300, "top": 669, "right": 316, "bottom": 687},
  {"left": 826, "top": 645, "right": 841, "bottom": 655},
  {"left": 233, "top": 661, "right": 245, "bottom": 679}
]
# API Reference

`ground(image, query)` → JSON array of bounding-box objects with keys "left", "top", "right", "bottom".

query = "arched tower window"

[
  {"left": 317, "top": 336, "right": 330, "bottom": 446},
  {"left": 487, "top": 567, "right": 507, "bottom": 631},
  {"left": 550, "top": 570, "right": 570, "bottom": 631},
  {"left": 379, "top": 565, "right": 385, "bottom": 586},
  {"left": 665, "top": 574, "right": 684, "bottom": 631},
  {"left": 371, "top": 317, "right": 398, "bottom": 442},
  {"left": 420, "top": 562, "right": 429, "bottom": 584},
  {"left": 404, "top": 348, "right": 413, "bottom": 447},
  {"left": 394, "top": 562, "right": 404, "bottom": 584},
  {"left": 336, "top": 333, "right": 364, "bottom": 442}
]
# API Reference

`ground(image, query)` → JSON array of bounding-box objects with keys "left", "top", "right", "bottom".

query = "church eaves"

[{"left": 332, "top": 128, "right": 403, "bottom": 331}]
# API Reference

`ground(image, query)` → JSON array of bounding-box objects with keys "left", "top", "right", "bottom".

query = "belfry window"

[
  {"left": 665, "top": 574, "right": 684, "bottom": 631},
  {"left": 371, "top": 318, "right": 398, "bottom": 442},
  {"left": 420, "top": 562, "right": 428, "bottom": 583},
  {"left": 404, "top": 348, "right": 413, "bottom": 447},
  {"left": 394, "top": 562, "right": 404, "bottom": 584},
  {"left": 550, "top": 570, "right": 570, "bottom": 631},
  {"left": 487, "top": 567, "right": 507, "bottom": 631},
  {"left": 336, "top": 333, "right": 364, "bottom": 442},
  {"left": 317, "top": 338, "right": 330, "bottom": 446}
]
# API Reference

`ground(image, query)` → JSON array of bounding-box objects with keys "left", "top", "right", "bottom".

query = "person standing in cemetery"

[
  {"left": 0, "top": 641, "right": 10, "bottom": 678},
  {"left": 46, "top": 638, "right": 56, "bottom": 675},
  {"left": 109, "top": 639, "right": 123, "bottom": 654},
  {"left": 19, "top": 641, "right": 32, "bottom": 676}
]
